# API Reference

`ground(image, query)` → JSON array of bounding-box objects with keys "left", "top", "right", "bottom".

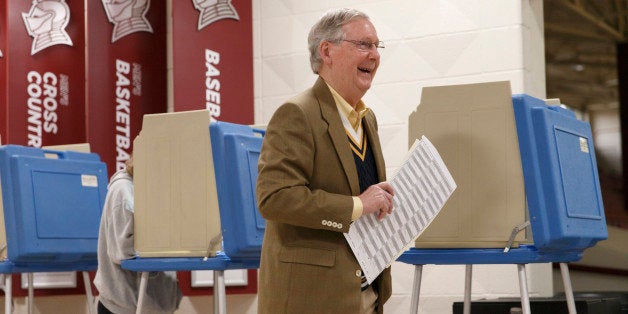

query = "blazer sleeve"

[{"left": 256, "top": 102, "right": 354, "bottom": 232}]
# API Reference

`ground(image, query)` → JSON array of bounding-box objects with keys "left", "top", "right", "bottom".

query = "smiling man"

[{"left": 256, "top": 8, "right": 395, "bottom": 314}]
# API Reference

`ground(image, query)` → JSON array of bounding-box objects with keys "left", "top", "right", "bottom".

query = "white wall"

[{"left": 252, "top": 0, "right": 550, "bottom": 313}]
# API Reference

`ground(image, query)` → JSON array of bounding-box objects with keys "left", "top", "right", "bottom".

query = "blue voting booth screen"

[
  {"left": 210, "top": 122, "right": 266, "bottom": 261},
  {"left": 512, "top": 95, "right": 607, "bottom": 251},
  {"left": 0, "top": 145, "right": 108, "bottom": 264}
]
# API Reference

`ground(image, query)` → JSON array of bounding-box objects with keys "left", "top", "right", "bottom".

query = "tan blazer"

[{"left": 256, "top": 77, "right": 392, "bottom": 313}]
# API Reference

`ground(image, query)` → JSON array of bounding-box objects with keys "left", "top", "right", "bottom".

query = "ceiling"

[{"left": 544, "top": 0, "right": 627, "bottom": 112}]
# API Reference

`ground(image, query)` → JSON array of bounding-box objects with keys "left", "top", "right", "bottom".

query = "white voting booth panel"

[
  {"left": 408, "top": 81, "right": 526, "bottom": 248},
  {"left": 133, "top": 110, "right": 222, "bottom": 257}
]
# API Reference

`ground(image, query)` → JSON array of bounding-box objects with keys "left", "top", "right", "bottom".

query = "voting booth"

[
  {"left": 133, "top": 110, "right": 266, "bottom": 260},
  {"left": 0, "top": 145, "right": 108, "bottom": 265},
  {"left": 127, "top": 113, "right": 265, "bottom": 314},
  {"left": 407, "top": 81, "right": 607, "bottom": 249},
  {"left": 400, "top": 82, "right": 607, "bottom": 314}
]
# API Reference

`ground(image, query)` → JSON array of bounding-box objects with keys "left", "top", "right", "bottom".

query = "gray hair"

[{"left": 308, "top": 8, "right": 370, "bottom": 74}]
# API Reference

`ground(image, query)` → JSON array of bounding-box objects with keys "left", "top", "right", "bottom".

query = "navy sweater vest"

[{"left": 349, "top": 132, "right": 379, "bottom": 193}]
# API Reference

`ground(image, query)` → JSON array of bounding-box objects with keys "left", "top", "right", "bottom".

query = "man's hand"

[{"left": 358, "top": 182, "right": 394, "bottom": 220}]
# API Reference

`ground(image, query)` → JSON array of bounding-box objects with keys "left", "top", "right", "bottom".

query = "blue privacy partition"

[
  {"left": 209, "top": 121, "right": 266, "bottom": 261},
  {"left": 0, "top": 145, "right": 108, "bottom": 265},
  {"left": 511, "top": 94, "right": 607, "bottom": 251},
  {"left": 0, "top": 145, "right": 108, "bottom": 314}
]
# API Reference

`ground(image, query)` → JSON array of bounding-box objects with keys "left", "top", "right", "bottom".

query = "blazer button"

[
  {"left": 338, "top": 223, "right": 343, "bottom": 229},
  {"left": 355, "top": 270, "right": 362, "bottom": 277},
  {"left": 332, "top": 222, "right": 338, "bottom": 228},
  {"left": 322, "top": 220, "right": 327, "bottom": 225}
]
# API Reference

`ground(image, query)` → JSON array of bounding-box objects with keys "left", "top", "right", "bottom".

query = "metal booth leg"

[
  {"left": 82, "top": 271, "right": 94, "bottom": 314},
  {"left": 463, "top": 265, "right": 472, "bottom": 314},
  {"left": 136, "top": 271, "right": 149, "bottom": 314},
  {"left": 4, "top": 274, "right": 11, "bottom": 314},
  {"left": 410, "top": 265, "right": 423, "bottom": 314},
  {"left": 516, "top": 264, "right": 531, "bottom": 314},
  {"left": 559, "top": 263, "right": 577, "bottom": 314},
  {"left": 27, "top": 273, "right": 33, "bottom": 314},
  {"left": 213, "top": 270, "right": 226, "bottom": 314}
]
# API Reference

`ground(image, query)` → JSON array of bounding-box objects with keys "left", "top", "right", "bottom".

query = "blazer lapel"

[{"left": 313, "top": 78, "right": 361, "bottom": 196}]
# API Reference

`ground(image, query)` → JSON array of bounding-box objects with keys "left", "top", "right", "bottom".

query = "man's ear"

[{"left": 320, "top": 41, "right": 333, "bottom": 64}]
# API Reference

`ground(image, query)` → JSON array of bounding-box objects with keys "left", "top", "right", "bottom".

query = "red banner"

[
  {"left": 0, "top": 1, "right": 7, "bottom": 144},
  {"left": 171, "top": 0, "right": 255, "bottom": 295},
  {"left": 171, "top": 0, "right": 253, "bottom": 124},
  {"left": 0, "top": 0, "right": 85, "bottom": 147},
  {"left": 86, "top": 0, "right": 167, "bottom": 174}
]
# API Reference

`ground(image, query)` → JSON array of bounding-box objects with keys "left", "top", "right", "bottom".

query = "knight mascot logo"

[
  {"left": 193, "top": 0, "right": 239, "bottom": 30},
  {"left": 102, "top": 0, "right": 153, "bottom": 43},
  {"left": 22, "top": 0, "right": 73, "bottom": 55}
]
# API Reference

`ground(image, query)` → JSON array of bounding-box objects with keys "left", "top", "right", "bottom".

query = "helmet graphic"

[
  {"left": 193, "top": 0, "right": 239, "bottom": 30},
  {"left": 102, "top": 0, "right": 153, "bottom": 43},
  {"left": 22, "top": 0, "right": 73, "bottom": 55}
]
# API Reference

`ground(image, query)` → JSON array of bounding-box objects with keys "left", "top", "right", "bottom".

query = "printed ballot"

[{"left": 345, "top": 136, "right": 456, "bottom": 283}]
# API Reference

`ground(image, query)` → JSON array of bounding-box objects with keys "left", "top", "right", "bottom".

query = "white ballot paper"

[{"left": 344, "top": 136, "right": 457, "bottom": 284}]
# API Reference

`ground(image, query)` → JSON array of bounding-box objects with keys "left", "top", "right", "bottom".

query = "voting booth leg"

[
  {"left": 83, "top": 271, "right": 95, "bottom": 314},
  {"left": 214, "top": 270, "right": 226, "bottom": 314},
  {"left": 4, "top": 275, "right": 11, "bottom": 314},
  {"left": 136, "top": 272, "right": 149, "bottom": 314},
  {"left": 560, "top": 263, "right": 577, "bottom": 314},
  {"left": 28, "top": 273, "right": 34, "bottom": 314},
  {"left": 516, "top": 264, "right": 531, "bottom": 314},
  {"left": 410, "top": 265, "right": 423, "bottom": 314},
  {"left": 463, "top": 265, "right": 472, "bottom": 314}
]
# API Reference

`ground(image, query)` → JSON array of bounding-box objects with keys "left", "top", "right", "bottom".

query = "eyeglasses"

[{"left": 341, "top": 39, "right": 385, "bottom": 51}]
